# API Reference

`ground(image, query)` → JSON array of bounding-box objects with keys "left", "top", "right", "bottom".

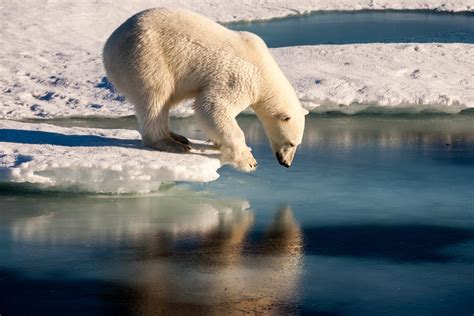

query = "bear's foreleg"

[{"left": 194, "top": 97, "right": 257, "bottom": 172}]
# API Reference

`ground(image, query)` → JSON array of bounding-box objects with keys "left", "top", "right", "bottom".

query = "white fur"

[{"left": 103, "top": 8, "right": 306, "bottom": 172}]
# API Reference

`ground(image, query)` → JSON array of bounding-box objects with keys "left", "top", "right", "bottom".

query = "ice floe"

[
  {"left": 0, "top": 120, "right": 221, "bottom": 193},
  {"left": 275, "top": 43, "right": 474, "bottom": 114},
  {"left": 0, "top": 1, "right": 472, "bottom": 119}
]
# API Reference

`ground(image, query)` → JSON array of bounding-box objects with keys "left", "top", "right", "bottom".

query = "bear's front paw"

[
  {"left": 221, "top": 145, "right": 258, "bottom": 172},
  {"left": 235, "top": 154, "right": 258, "bottom": 172}
]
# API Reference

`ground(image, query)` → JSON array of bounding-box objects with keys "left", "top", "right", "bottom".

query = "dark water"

[
  {"left": 1, "top": 115, "right": 473, "bottom": 315},
  {"left": 227, "top": 11, "right": 474, "bottom": 47}
]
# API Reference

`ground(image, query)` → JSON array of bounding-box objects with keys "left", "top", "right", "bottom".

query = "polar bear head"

[{"left": 257, "top": 99, "right": 308, "bottom": 168}]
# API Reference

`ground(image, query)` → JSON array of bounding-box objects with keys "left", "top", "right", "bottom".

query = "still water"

[
  {"left": 227, "top": 11, "right": 474, "bottom": 47},
  {"left": 1, "top": 114, "right": 473, "bottom": 315}
]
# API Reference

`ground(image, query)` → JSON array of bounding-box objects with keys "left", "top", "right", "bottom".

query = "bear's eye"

[
  {"left": 288, "top": 142, "right": 295, "bottom": 147},
  {"left": 276, "top": 113, "right": 291, "bottom": 121}
]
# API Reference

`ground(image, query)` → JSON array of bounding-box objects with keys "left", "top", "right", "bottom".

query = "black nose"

[{"left": 275, "top": 152, "right": 290, "bottom": 168}]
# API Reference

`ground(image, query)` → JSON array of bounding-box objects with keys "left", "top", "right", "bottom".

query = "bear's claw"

[
  {"left": 147, "top": 138, "right": 191, "bottom": 153},
  {"left": 170, "top": 132, "right": 190, "bottom": 145}
]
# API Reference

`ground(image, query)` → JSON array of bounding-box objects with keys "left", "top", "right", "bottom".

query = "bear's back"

[
  {"left": 137, "top": 8, "right": 245, "bottom": 55},
  {"left": 110, "top": 8, "right": 270, "bottom": 67}
]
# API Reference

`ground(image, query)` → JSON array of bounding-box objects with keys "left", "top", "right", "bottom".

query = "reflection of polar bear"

[
  {"left": 103, "top": 8, "right": 308, "bottom": 172},
  {"left": 132, "top": 206, "right": 302, "bottom": 314}
]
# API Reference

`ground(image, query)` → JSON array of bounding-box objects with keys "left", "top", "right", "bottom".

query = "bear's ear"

[{"left": 276, "top": 113, "right": 291, "bottom": 121}]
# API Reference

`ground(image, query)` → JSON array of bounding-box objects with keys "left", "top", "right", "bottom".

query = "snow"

[
  {"left": 0, "top": 120, "right": 221, "bottom": 193},
  {"left": 0, "top": 1, "right": 473, "bottom": 120},
  {"left": 149, "top": 43, "right": 474, "bottom": 116},
  {"left": 276, "top": 43, "right": 474, "bottom": 114}
]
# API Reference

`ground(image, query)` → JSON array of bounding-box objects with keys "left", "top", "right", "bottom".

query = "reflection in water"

[
  {"left": 3, "top": 192, "right": 303, "bottom": 314},
  {"left": 303, "top": 224, "right": 474, "bottom": 263},
  {"left": 26, "top": 114, "right": 474, "bottom": 152},
  {"left": 131, "top": 206, "right": 302, "bottom": 315},
  {"left": 228, "top": 115, "right": 474, "bottom": 152},
  {"left": 8, "top": 190, "right": 245, "bottom": 244}
]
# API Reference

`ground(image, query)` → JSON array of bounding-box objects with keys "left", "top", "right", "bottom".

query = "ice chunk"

[
  {"left": 7, "top": 190, "right": 251, "bottom": 244},
  {"left": 0, "top": 120, "right": 221, "bottom": 194}
]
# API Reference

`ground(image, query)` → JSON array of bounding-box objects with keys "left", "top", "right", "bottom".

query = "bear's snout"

[
  {"left": 275, "top": 144, "right": 298, "bottom": 168},
  {"left": 276, "top": 152, "right": 291, "bottom": 168}
]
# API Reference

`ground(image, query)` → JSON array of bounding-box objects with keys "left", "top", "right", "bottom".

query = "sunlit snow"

[
  {"left": 0, "top": 1, "right": 472, "bottom": 119},
  {"left": 0, "top": 120, "right": 221, "bottom": 193}
]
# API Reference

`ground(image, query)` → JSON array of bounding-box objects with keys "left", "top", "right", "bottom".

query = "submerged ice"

[{"left": 0, "top": 120, "right": 221, "bottom": 193}]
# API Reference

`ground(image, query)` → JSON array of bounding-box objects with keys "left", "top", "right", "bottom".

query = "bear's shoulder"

[{"left": 238, "top": 32, "right": 268, "bottom": 52}]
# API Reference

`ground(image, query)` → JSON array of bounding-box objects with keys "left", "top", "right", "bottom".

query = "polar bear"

[{"left": 103, "top": 8, "right": 307, "bottom": 172}]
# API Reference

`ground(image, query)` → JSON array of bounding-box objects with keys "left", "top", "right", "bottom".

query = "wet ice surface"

[{"left": 1, "top": 115, "right": 474, "bottom": 315}]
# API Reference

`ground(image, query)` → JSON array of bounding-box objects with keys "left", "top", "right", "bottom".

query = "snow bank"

[
  {"left": 0, "top": 1, "right": 473, "bottom": 119},
  {"left": 158, "top": 43, "right": 474, "bottom": 116},
  {"left": 2, "top": 42, "right": 472, "bottom": 119},
  {"left": 0, "top": 120, "right": 221, "bottom": 193},
  {"left": 275, "top": 43, "right": 474, "bottom": 114}
]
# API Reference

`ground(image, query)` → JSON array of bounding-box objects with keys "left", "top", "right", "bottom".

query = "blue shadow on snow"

[{"left": 0, "top": 129, "right": 141, "bottom": 148}]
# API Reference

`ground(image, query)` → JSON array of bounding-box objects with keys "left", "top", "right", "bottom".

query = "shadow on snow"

[{"left": 0, "top": 129, "right": 140, "bottom": 148}]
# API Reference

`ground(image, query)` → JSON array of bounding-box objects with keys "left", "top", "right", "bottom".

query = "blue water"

[
  {"left": 227, "top": 11, "right": 474, "bottom": 47},
  {"left": 1, "top": 115, "right": 473, "bottom": 315}
]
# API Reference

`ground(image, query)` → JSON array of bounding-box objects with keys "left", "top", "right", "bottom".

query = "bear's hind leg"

[
  {"left": 148, "top": 137, "right": 191, "bottom": 153},
  {"left": 170, "top": 132, "right": 190, "bottom": 145},
  {"left": 136, "top": 98, "right": 191, "bottom": 153}
]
